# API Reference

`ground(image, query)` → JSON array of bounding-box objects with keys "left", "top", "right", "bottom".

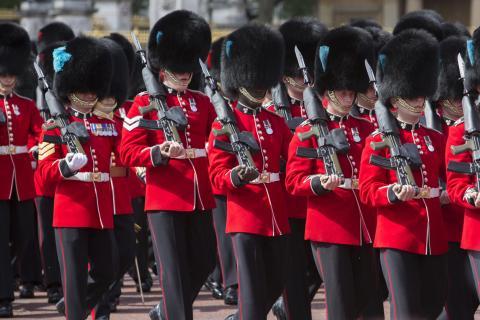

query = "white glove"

[{"left": 65, "top": 152, "right": 88, "bottom": 172}]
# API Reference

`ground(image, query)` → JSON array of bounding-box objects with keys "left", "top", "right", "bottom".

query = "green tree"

[
  {"left": 1, "top": 0, "right": 21, "bottom": 9},
  {"left": 281, "top": 0, "right": 315, "bottom": 18}
]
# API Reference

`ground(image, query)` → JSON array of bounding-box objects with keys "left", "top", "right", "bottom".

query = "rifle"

[
  {"left": 271, "top": 82, "right": 303, "bottom": 130},
  {"left": 131, "top": 32, "right": 187, "bottom": 144},
  {"left": 199, "top": 59, "right": 260, "bottom": 179},
  {"left": 447, "top": 54, "right": 480, "bottom": 190},
  {"left": 424, "top": 99, "right": 443, "bottom": 133},
  {"left": 33, "top": 62, "right": 87, "bottom": 154},
  {"left": 364, "top": 59, "right": 421, "bottom": 188},
  {"left": 294, "top": 47, "right": 349, "bottom": 177}
]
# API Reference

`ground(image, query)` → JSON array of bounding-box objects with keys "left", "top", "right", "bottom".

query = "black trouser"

[
  {"left": 35, "top": 196, "right": 61, "bottom": 288},
  {"left": 282, "top": 218, "right": 321, "bottom": 320},
  {"left": 212, "top": 195, "right": 237, "bottom": 288},
  {"left": 311, "top": 242, "right": 375, "bottom": 320},
  {"left": 467, "top": 250, "right": 480, "bottom": 305},
  {"left": 380, "top": 248, "right": 447, "bottom": 320},
  {"left": 0, "top": 196, "right": 36, "bottom": 301},
  {"left": 55, "top": 228, "right": 116, "bottom": 320},
  {"left": 132, "top": 197, "right": 150, "bottom": 282},
  {"left": 96, "top": 215, "right": 136, "bottom": 317},
  {"left": 148, "top": 210, "right": 216, "bottom": 320},
  {"left": 438, "top": 243, "right": 478, "bottom": 320},
  {"left": 231, "top": 233, "right": 288, "bottom": 320},
  {"left": 362, "top": 249, "right": 388, "bottom": 319}
]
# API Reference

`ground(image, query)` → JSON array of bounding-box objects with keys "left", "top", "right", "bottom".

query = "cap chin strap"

[
  {"left": 69, "top": 93, "right": 98, "bottom": 113},
  {"left": 441, "top": 99, "right": 463, "bottom": 118},
  {"left": 165, "top": 69, "right": 192, "bottom": 86},
  {"left": 327, "top": 90, "right": 353, "bottom": 114},
  {"left": 357, "top": 93, "right": 376, "bottom": 109},
  {"left": 284, "top": 76, "right": 306, "bottom": 90},
  {"left": 392, "top": 97, "right": 424, "bottom": 114},
  {"left": 93, "top": 100, "right": 117, "bottom": 119},
  {"left": 239, "top": 87, "right": 265, "bottom": 105}
]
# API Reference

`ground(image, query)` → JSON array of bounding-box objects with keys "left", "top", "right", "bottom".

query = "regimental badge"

[
  {"left": 424, "top": 136, "right": 434, "bottom": 152},
  {"left": 189, "top": 98, "right": 197, "bottom": 112},
  {"left": 90, "top": 123, "right": 118, "bottom": 136},
  {"left": 12, "top": 104, "right": 20, "bottom": 116},
  {"left": 263, "top": 119, "right": 273, "bottom": 134},
  {"left": 351, "top": 127, "right": 361, "bottom": 142}
]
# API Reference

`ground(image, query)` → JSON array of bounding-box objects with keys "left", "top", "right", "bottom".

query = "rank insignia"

[
  {"left": 263, "top": 120, "right": 273, "bottom": 134},
  {"left": 424, "top": 136, "right": 434, "bottom": 152}
]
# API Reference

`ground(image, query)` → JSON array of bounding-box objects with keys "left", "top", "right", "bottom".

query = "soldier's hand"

[
  {"left": 65, "top": 152, "right": 88, "bottom": 171},
  {"left": 239, "top": 166, "right": 258, "bottom": 182},
  {"left": 393, "top": 184, "right": 415, "bottom": 201},
  {"left": 474, "top": 193, "right": 480, "bottom": 208},
  {"left": 440, "top": 190, "right": 450, "bottom": 205},
  {"left": 320, "top": 174, "right": 341, "bottom": 191},
  {"left": 159, "top": 141, "right": 185, "bottom": 158}
]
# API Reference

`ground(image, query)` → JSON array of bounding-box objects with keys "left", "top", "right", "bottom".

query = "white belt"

[
  {"left": 65, "top": 172, "right": 110, "bottom": 182},
  {"left": 173, "top": 148, "right": 207, "bottom": 159},
  {"left": 250, "top": 171, "right": 280, "bottom": 184},
  {"left": 339, "top": 178, "right": 359, "bottom": 190},
  {"left": 415, "top": 187, "right": 440, "bottom": 199},
  {"left": 0, "top": 145, "right": 28, "bottom": 155}
]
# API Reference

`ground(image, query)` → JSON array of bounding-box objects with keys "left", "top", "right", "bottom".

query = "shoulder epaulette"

[
  {"left": 299, "top": 119, "right": 310, "bottom": 127},
  {"left": 137, "top": 91, "right": 149, "bottom": 97},
  {"left": 419, "top": 122, "right": 443, "bottom": 135},
  {"left": 371, "top": 129, "right": 381, "bottom": 137}
]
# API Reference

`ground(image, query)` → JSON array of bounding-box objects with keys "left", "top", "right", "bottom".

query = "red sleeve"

[
  {"left": 113, "top": 117, "right": 124, "bottom": 166},
  {"left": 446, "top": 124, "right": 478, "bottom": 209},
  {"left": 285, "top": 125, "right": 319, "bottom": 197},
  {"left": 358, "top": 134, "right": 395, "bottom": 208},
  {"left": 281, "top": 118, "right": 293, "bottom": 160},
  {"left": 37, "top": 128, "right": 67, "bottom": 184},
  {"left": 29, "top": 101, "right": 44, "bottom": 145},
  {"left": 120, "top": 94, "right": 156, "bottom": 167}
]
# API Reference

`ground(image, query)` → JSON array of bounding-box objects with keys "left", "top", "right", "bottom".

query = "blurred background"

[{"left": 0, "top": 0, "right": 477, "bottom": 43}]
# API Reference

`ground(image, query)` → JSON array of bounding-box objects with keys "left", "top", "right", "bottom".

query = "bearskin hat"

[
  {"left": 105, "top": 33, "right": 136, "bottom": 78},
  {"left": 99, "top": 38, "right": 129, "bottom": 106},
  {"left": 221, "top": 24, "right": 284, "bottom": 99},
  {"left": 377, "top": 29, "right": 439, "bottom": 104},
  {"left": 208, "top": 36, "right": 224, "bottom": 82},
  {"left": 433, "top": 36, "right": 467, "bottom": 101},
  {"left": 0, "top": 23, "right": 32, "bottom": 76},
  {"left": 53, "top": 36, "right": 113, "bottom": 103},
  {"left": 37, "top": 22, "right": 75, "bottom": 54},
  {"left": 442, "top": 22, "right": 470, "bottom": 38},
  {"left": 148, "top": 10, "right": 211, "bottom": 74},
  {"left": 393, "top": 12, "right": 444, "bottom": 41},
  {"left": 279, "top": 17, "right": 327, "bottom": 78},
  {"left": 465, "top": 27, "right": 480, "bottom": 92},
  {"left": 350, "top": 18, "right": 382, "bottom": 30},
  {"left": 38, "top": 41, "right": 66, "bottom": 87},
  {"left": 314, "top": 26, "right": 374, "bottom": 95},
  {"left": 128, "top": 55, "right": 146, "bottom": 99}
]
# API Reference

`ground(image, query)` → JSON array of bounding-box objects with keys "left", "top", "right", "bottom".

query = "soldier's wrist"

[
  {"left": 310, "top": 175, "right": 329, "bottom": 196},
  {"left": 59, "top": 159, "right": 77, "bottom": 178},
  {"left": 464, "top": 187, "right": 477, "bottom": 206},
  {"left": 387, "top": 185, "right": 400, "bottom": 203},
  {"left": 151, "top": 145, "right": 169, "bottom": 167}
]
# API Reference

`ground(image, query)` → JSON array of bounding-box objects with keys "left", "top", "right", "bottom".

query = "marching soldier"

[
  {"left": 93, "top": 36, "right": 136, "bottom": 320},
  {"left": 35, "top": 21, "right": 75, "bottom": 304},
  {"left": 446, "top": 26, "right": 480, "bottom": 310},
  {"left": 208, "top": 23, "right": 292, "bottom": 320},
  {"left": 359, "top": 29, "right": 448, "bottom": 319},
  {"left": 0, "top": 22, "right": 43, "bottom": 318},
  {"left": 37, "top": 36, "right": 117, "bottom": 320},
  {"left": 267, "top": 17, "right": 326, "bottom": 320},
  {"left": 285, "top": 26, "right": 377, "bottom": 320},
  {"left": 120, "top": 10, "right": 217, "bottom": 320}
]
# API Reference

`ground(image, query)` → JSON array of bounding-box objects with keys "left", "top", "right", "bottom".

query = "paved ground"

[{"left": 10, "top": 275, "right": 480, "bottom": 319}]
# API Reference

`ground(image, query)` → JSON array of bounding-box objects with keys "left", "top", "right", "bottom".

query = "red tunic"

[
  {"left": 38, "top": 111, "right": 118, "bottom": 229},
  {"left": 0, "top": 92, "right": 43, "bottom": 201},
  {"left": 446, "top": 120, "right": 480, "bottom": 251},
  {"left": 208, "top": 104, "right": 292, "bottom": 236},
  {"left": 286, "top": 113, "right": 374, "bottom": 245},
  {"left": 359, "top": 123, "right": 448, "bottom": 255},
  {"left": 120, "top": 90, "right": 216, "bottom": 212}
]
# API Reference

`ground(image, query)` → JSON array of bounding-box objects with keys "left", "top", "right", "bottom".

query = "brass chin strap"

[
  {"left": 239, "top": 87, "right": 265, "bottom": 105},
  {"left": 441, "top": 99, "right": 463, "bottom": 118},
  {"left": 357, "top": 93, "right": 376, "bottom": 109},
  {"left": 392, "top": 97, "right": 424, "bottom": 114},
  {"left": 327, "top": 90, "right": 353, "bottom": 114},
  {"left": 69, "top": 93, "right": 98, "bottom": 113},
  {"left": 93, "top": 100, "right": 117, "bottom": 119},
  {"left": 284, "top": 76, "right": 307, "bottom": 90},
  {"left": 165, "top": 69, "right": 192, "bottom": 85}
]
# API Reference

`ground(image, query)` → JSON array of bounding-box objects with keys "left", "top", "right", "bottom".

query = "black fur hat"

[
  {"left": 442, "top": 22, "right": 471, "bottom": 38},
  {"left": 314, "top": 26, "right": 374, "bottom": 95},
  {"left": 105, "top": 33, "right": 136, "bottom": 78},
  {"left": 350, "top": 18, "right": 382, "bottom": 30},
  {"left": 128, "top": 55, "right": 146, "bottom": 99},
  {"left": 0, "top": 23, "right": 32, "bottom": 76},
  {"left": 148, "top": 10, "right": 211, "bottom": 74},
  {"left": 38, "top": 41, "right": 66, "bottom": 86},
  {"left": 208, "top": 36, "right": 224, "bottom": 81},
  {"left": 37, "top": 22, "right": 75, "bottom": 53},
  {"left": 377, "top": 29, "right": 439, "bottom": 104},
  {"left": 394, "top": 12, "right": 444, "bottom": 41},
  {"left": 53, "top": 36, "right": 113, "bottom": 103},
  {"left": 220, "top": 23, "right": 284, "bottom": 99},
  {"left": 465, "top": 27, "right": 480, "bottom": 92},
  {"left": 279, "top": 17, "right": 327, "bottom": 78},
  {"left": 434, "top": 36, "right": 467, "bottom": 101},
  {"left": 99, "top": 38, "right": 129, "bottom": 106}
]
